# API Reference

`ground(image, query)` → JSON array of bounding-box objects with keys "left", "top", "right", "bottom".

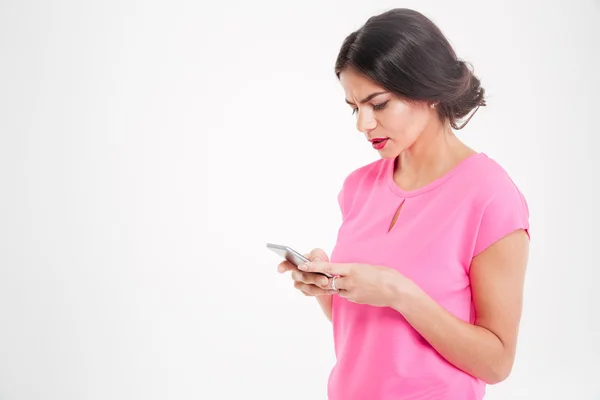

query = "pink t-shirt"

[{"left": 328, "top": 153, "right": 529, "bottom": 400}]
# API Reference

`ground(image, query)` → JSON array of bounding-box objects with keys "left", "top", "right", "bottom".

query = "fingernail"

[
  {"left": 298, "top": 263, "right": 308, "bottom": 271},
  {"left": 313, "top": 257, "right": 322, "bottom": 262}
]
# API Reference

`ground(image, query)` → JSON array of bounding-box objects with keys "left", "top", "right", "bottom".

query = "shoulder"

[
  {"left": 466, "top": 154, "right": 529, "bottom": 211},
  {"left": 337, "top": 158, "right": 387, "bottom": 218},
  {"left": 340, "top": 158, "right": 387, "bottom": 191}
]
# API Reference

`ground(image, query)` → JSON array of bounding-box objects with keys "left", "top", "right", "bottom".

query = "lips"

[{"left": 370, "top": 138, "right": 389, "bottom": 150}]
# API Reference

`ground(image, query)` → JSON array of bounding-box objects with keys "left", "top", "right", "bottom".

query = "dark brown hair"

[{"left": 335, "top": 8, "right": 486, "bottom": 130}]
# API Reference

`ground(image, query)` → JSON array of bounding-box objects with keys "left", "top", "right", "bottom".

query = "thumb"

[{"left": 309, "top": 248, "right": 329, "bottom": 263}]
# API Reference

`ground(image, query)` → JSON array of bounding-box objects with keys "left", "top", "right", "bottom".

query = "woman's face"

[{"left": 339, "top": 68, "right": 437, "bottom": 159}]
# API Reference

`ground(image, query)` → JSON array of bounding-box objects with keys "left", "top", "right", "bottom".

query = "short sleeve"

[
  {"left": 335, "top": 159, "right": 382, "bottom": 222},
  {"left": 337, "top": 185, "right": 346, "bottom": 218},
  {"left": 336, "top": 167, "right": 362, "bottom": 220},
  {"left": 337, "top": 174, "right": 354, "bottom": 220},
  {"left": 473, "top": 181, "right": 530, "bottom": 257}
]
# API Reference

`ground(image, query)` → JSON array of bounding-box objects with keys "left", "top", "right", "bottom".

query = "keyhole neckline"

[{"left": 386, "top": 198, "right": 406, "bottom": 234}]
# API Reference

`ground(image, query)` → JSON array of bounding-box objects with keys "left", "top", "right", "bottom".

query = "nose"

[{"left": 356, "top": 108, "right": 377, "bottom": 134}]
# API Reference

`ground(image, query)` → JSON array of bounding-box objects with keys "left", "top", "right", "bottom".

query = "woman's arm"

[
  {"left": 316, "top": 295, "right": 333, "bottom": 321},
  {"left": 390, "top": 229, "right": 529, "bottom": 384}
]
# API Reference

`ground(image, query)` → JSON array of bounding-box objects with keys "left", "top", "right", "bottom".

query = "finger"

[
  {"left": 290, "top": 269, "right": 306, "bottom": 283},
  {"left": 291, "top": 270, "right": 331, "bottom": 288},
  {"left": 294, "top": 281, "right": 338, "bottom": 296},
  {"left": 329, "top": 276, "right": 349, "bottom": 291},
  {"left": 298, "top": 261, "right": 351, "bottom": 277},
  {"left": 277, "top": 260, "right": 295, "bottom": 273}
]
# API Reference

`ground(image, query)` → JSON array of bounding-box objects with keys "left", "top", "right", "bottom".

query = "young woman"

[{"left": 277, "top": 8, "right": 530, "bottom": 399}]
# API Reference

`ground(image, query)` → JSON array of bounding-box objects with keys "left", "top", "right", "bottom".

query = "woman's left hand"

[{"left": 298, "top": 261, "right": 417, "bottom": 308}]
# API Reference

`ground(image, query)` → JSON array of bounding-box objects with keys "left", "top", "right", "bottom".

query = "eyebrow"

[{"left": 345, "top": 91, "right": 388, "bottom": 105}]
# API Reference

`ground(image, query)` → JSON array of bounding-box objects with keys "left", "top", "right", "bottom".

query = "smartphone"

[{"left": 266, "top": 243, "right": 333, "bottom": 278}]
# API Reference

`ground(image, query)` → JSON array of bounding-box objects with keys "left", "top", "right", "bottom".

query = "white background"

[{"left": 1, "top": 0, "right": 599, "bottom": 399}]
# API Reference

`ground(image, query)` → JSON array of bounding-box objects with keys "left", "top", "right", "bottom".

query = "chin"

[{"left": 377, "top": 146, "right": 402, "bottom": 160}]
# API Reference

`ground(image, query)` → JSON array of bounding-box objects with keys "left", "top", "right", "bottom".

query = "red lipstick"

[{"left": 370, "top": 138, "right": 389, "bottom": 150}]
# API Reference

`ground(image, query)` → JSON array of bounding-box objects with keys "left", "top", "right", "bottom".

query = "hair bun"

[{"left": 440, "top": 61, "right": 486, "bottom": 129}]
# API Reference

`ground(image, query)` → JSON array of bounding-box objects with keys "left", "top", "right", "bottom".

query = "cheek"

[{"left": 384, "top": 106, "right": 426, "bottom": 142}]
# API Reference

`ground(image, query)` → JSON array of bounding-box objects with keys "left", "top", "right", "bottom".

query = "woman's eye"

[
  {"left": 351, "top": 101, "right": 387, "bottom": 115},
  {"left": 372, "top": 101, "right": 389, "bottom": 111}
]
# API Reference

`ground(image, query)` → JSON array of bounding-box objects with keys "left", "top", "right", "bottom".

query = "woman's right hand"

[{"left": 277, "top": 248, "right": 338, "bottom": 296}]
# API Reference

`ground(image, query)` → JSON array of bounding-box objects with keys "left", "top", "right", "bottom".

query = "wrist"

[{"left": 388, "top": 270, "right": 425, "bottom": 314}]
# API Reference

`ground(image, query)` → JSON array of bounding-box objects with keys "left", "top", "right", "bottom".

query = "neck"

[{"left": 394, "top": 121, "right": 475, "bottom": 191}]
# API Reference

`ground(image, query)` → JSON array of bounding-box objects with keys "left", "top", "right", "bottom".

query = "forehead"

[{"left": 339, "top": 69, "right": 386, "bottom": 97}]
